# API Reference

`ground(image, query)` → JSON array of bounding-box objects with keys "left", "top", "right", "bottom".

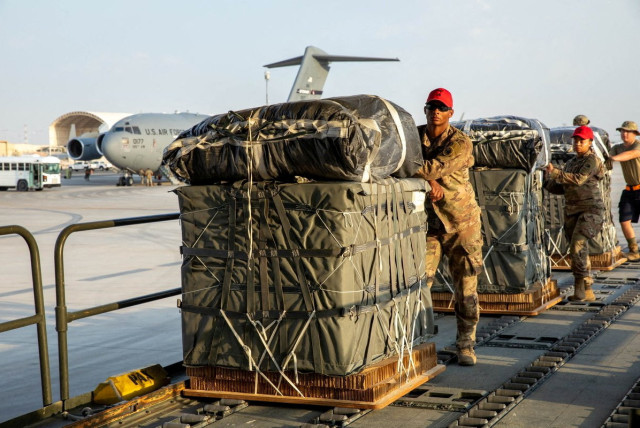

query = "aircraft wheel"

[
  {"left": 17, "top": 180, "right": 28, "bottom": 191},
  {"left": 118, "top": 177, "right": 126, "bottom": 186},
  {"left": 126, "top": 177, "right": 134, "bottom": 186}
]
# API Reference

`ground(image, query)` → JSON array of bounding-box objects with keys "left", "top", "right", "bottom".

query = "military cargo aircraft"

[
  {"left": 90, "top": 46, "right": 399, "bottom": 185},
  {"left": 96, "top": 112, "right": 209, "bottom": 186}
]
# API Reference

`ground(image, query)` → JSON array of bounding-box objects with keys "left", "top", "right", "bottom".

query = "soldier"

[
  {"left": 545, "top": 126, "right": 605, "bottom": 301},
  {"left": 145, "top": 168, "right": 154, "bottom": 186},
  {"left": 139, "top": 169, "right": 146, "bottom": 185},
  {"left": 610, "top": 121, "right": 640, "bottom": 261},
  {"left": 573, "top": 115, "right": 590, "bottom": 126},
  {"left": 413, "top": 88, "right": 482, "bottom": 366}
]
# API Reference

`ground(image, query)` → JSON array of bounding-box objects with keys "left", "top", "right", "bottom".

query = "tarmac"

[{"left": 0, "top": 171, "right": 183, "bottom": 421}]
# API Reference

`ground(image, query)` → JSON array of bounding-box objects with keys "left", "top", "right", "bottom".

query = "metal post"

[
  {"left": 54, "top": 213, "right": 180, "bottom": 404},
  {"left": 264, "top": 70, "right": 270, "bottom": 105},
  {"left": 0, "top": 225, "right": 52, "bottom": 406}
]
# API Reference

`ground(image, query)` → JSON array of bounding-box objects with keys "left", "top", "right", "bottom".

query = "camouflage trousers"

[
  {"left": 564, "top": 211, "right": 604, "bottom": 278},
  {"left": 425, "top": 223, "right": 483, "bottom": 349}
]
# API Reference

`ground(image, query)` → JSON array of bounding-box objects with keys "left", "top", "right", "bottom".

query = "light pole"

[{"left": 264, "top": 70, "right": 270, "bottom": 105}]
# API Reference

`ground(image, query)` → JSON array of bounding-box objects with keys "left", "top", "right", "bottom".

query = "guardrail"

[
  {"left": 0, "top": 225, "right": 52, "bottom": 407},
  {"left": 53, "top": 213, "right": 181, "bottom": 405}
]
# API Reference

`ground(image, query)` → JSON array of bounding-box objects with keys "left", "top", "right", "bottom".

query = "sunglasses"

[{"left": 425, "top": 104, "right": 451, "bottom": 113}]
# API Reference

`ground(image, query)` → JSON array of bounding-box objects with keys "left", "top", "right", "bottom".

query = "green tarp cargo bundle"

[
  {"left": 451, "top": 116, "right": 551, "bottom": 172},
  {"left": 176, "top": 178, "right": 435, "bottom": 377},
  {"left": 544, "top": 127, "right": 617, "bottom": 257},
  {"left": 432, "top": 168, "right": 550, "bottom": 294},
  {"left": 163, "top": 95, "right": 423, "bottom": 184}
]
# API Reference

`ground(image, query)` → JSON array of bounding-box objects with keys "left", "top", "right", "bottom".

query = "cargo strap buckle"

[
  {"left": 342, "top": 305, "right": 359, "bottom": 320},
  {"left": 340, "top": 245, "right": 355, "bottom": 258}
]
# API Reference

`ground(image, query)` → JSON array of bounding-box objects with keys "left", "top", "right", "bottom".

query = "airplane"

[
  {"left": 97, "top": 112, "right": 209, "bottom": 186},
  {"left": 88, "top": 46, "right": 399, "bottom": 185}
]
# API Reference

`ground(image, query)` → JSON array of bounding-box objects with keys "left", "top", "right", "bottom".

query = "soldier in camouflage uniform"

[
  {"left": 413, "top": 88, "right": 482, "bottom": 366},
  {"left": 545, "top": 126, "right": 605, "bottom": 301},
  {"left": 610, "top": 121, "right": 640, "bottom": 261}
]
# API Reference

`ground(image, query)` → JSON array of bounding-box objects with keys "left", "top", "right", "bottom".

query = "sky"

[{"left": 0, "top": 0, "right": 639, "bottom": 145}]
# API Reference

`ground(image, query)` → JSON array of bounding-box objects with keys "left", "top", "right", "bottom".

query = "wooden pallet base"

[
  {"left": 551, "top": 246, "right": 627, "bottom": 271},
  {"left": 432, "top": 279, "right": 561, "bottom": 316},
  {"left": 183, "top": 342, "right": 442, "bottom": 409},
  {"left": 183, "top": 364, "right": 445, "bottom": 410}
]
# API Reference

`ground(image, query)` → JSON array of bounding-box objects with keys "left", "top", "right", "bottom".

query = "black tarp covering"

[
  {"left": 451, "top": 116, "right": 550, "bottom": 171},
  {"left": 162, "top": 95, "right": 423, "bottom": 184}
]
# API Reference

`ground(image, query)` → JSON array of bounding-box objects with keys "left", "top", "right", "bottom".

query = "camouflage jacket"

[
  {"left": 414, "top": 125, "right": 481, "bottom": 233},
  {"left": 545, "top": 151, "right": 605, "bottom": 215}
]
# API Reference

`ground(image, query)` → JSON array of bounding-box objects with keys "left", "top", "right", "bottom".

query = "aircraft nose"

[{"left": 100, "top": 133, "right": 127, "bottom": 169}]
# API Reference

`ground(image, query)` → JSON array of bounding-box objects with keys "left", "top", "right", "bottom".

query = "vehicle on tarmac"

[
  {"left": 0, "top": 155, "right": 61, "bottom": 191},
  {"left": 70, "top": 161, "right": 90, "bottom": 171},
  {"left": 89, "top": 160, "right": 112, "bottom": 170}
]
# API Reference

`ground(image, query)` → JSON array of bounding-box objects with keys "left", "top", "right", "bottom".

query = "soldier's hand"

[
  {"left": 545, "top": 163, "right": 554, "bottom": 174},
  {"left": 605, "top": 158, "right": 613, "bottom": 170},
  {"left": 428, "top": 180, "right": 444, "bottom": 202}
]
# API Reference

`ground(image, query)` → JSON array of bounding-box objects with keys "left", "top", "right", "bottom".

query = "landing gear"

[{"left": 117, "top": 172, "right": 134, "bottom": 187}]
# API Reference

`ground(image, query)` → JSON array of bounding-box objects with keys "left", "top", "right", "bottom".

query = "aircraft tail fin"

[{"left": 265, "top": 46, "right": 399, "bottom": 102}]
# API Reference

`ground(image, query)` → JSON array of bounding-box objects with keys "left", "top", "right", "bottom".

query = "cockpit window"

[
  {"left": 114, "top": 127, "right": 124, "bottom": 132},
  {"left": 125, "top": 126, "right": 133, "bottom": 133},
  {"left": 132, "top": 126, "right": 141, "bottom": 135}
]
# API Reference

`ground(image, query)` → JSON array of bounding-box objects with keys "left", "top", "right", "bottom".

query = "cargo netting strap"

[
  {"left": 179, "top": 181, "right": 429, "bottom": 384},
  {"left": 180, "top": 225, "right": 425, "bottom": 260},
  {"left": 182, "top": 207, "right": 223, "bottom": 285},
  {"left": 470, "top": 170, "right": 547, "bottom": 288},
  {"left": 218, "top": 309, "right": 289, "bottom": 396},
  {"left": 269, "top": 190, "right": 316, "bottom": 312},
  {"left": 180, "top": 276, "right": 426, "bottom": 320},
  {"left": 206, "top": 118, "right": 351, "bottom": 148},
  {"left": 378, "top": 97, "right": 408, "bottom": 175},
  {"left": 321, "top": 98, "right": 384, "bottom": 183},
  {"left": 471, "top": 170, "right": 504, "bottom": 287},
  {"left": 245, "top": 312, "right": 304, "bottom": 396}
]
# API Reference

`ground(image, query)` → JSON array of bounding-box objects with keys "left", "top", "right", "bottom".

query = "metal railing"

[
  {"left": 53, "top": 213, "right": 181, "bottom": 405},
  {"left": 0, "top": 225, "right": 52, "bottom": 407}
]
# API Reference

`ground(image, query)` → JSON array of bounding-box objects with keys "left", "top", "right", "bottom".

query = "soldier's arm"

[
  {"left": 543, "top": 178, "right": 565, "bottom": 195},
  {"left": 549, "top": 157, "right": 600, "bottom": 186},
  {"left": 611, "top": 149, "right": 640, "bottom": 162},
  {"left": 413, "top": 138, "right": 473, "bottom": 181}
]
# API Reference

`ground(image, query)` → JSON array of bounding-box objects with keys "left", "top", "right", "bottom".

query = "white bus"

[{"left": 0, "top": 155, "right": 61, "bottom": 191}]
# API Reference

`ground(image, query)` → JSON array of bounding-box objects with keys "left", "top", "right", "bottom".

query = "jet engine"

[
  {"left": 96, "top": 133, "right": 106, "bottom": 156},
  {"left": 66, "top": 134, "right": 103, "bottom": 160}
]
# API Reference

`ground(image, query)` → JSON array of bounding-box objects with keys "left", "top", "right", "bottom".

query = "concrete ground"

[{"left": 0, "top": 171, "right": 183, "bottom": 421}]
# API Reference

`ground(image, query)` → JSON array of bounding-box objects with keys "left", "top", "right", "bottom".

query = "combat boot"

[
  {"left": 568, "top": 277, "right": 586, "bottom": 301},
  {"left": 457, "top": 347, "right": 476, "bottom": 366},
  {"left": 626, "top": 240, "right": 640, "bottom": 261},
  {"left": 583, "top": 277, "right": 596, "bottom": 302},
  {"left": 627, "top": 251, "right": 640, "bottom": 262}
]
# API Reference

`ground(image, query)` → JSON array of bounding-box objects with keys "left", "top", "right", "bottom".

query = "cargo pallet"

[
  {"left": 183, "top": 342, "right": 444, "bottom": 410},
  {"left": 550, "top": 246, "right": 627, "bottom": 272},
  {"left": 431, "top": 279, "right": 561, "bottom": 316}
]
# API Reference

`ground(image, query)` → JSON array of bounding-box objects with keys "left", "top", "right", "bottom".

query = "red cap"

[
  {"left": 572, "top": 125, "right": 594, "bottom": 140},
  {"left": 426, "top": 88, "right": 453, "bottom": 108}
]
